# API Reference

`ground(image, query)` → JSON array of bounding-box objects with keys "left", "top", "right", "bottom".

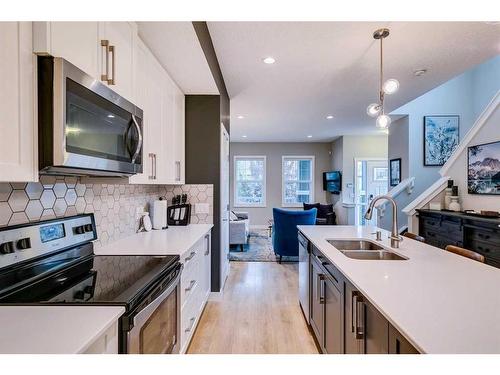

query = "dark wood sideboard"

[{"left": 417, "top": 209, "right": 500, "bottom": 268}]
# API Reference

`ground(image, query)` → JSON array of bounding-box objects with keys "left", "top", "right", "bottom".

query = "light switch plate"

[{"left": 195, "top": 203, "right": 210, "bottom": 214}]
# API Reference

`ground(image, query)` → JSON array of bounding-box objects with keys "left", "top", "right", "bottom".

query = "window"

[
  {"left": 234, "top": 156, "right": 266, "bottom": 207},
  {"left": 282, "top": 156, "right": 315, "bottom": 207}
]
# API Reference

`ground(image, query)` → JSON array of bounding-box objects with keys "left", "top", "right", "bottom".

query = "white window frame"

[
  {"left": 233, "top": 155, "right": 267, "bottom": 208},
  {"left": 281, "top": 155, "right": 315, "bottom": 207}
]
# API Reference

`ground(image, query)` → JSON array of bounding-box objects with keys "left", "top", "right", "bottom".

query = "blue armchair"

[{"left": 272, "top": 208, "right": 317, "bottom": 263}]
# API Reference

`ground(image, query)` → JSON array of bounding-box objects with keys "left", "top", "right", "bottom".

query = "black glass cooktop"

[{"left": 0, "top": 246, "right": 178, "bottom": 309}]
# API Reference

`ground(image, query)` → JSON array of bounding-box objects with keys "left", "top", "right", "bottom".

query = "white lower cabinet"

[
  {"left": 82, "top": 322, "right": 119, "bottom": 354},
  {"left": 180, "top": 231, "right": 211, "bottom": 353},
  {"left": 0, "top": 22, "right": 37, "bottom": 182}
]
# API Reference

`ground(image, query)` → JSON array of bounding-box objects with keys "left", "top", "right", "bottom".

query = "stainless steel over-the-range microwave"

[{"left": 38, "top": 57, "right": 143, "bottom": 177}]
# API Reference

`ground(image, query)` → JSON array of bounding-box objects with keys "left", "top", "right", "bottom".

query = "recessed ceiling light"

[
  {"left": 263, "top": 57, "right": 276, "bottom": 64},
  {"left": 107, "top": 114, "right": 115, "bottom": 118},
  {"left": 326, "top": 115, "right": 334, "bottom": 119},
  {"left": 237, "top": 115, "right": 244, "bottom": 119},
  {"left": 307, "top": 135, "right": 313, "bottom": 138},
  {"left": 414, "top": 69, "right": 427, "bottom": 77},
  {"left": 242, "top": 135, "right": 247, "bottom": 138}
]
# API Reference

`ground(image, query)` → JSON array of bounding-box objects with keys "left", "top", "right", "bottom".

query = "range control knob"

[
  {"left": 73, "top": 225, "right": 85, "bottom": 235},
  {"left": 84, "top": 224, "right": 93, "bottom": 233},
  {"left": 0, "top": 241, "right": 15, "bottom": 254},
  {"left": 17, "top": 237, "right": 31, "bottom": 250}
]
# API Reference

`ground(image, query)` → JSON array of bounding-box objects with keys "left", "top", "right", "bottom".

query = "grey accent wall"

[
  {"left": 388, "top": 116, "right": 409, "bottom": 186},
  {"left": 188, "top": 20, "right": 231, "bottom": 294},
  {"left": 230, "top": 142, "right": 332, "bottom": 226}
]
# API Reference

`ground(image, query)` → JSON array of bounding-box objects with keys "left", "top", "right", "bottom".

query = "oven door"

[
  {"left": 126, "top": 266, "right": 182, "bottom": 354},
  {"left": 45, "top": 57, "right": 143, "bottom": 176}
]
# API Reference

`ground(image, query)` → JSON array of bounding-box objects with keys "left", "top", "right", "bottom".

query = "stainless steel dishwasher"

[{"left": 298, "top": 231, "right": 310, "bottom": 324}]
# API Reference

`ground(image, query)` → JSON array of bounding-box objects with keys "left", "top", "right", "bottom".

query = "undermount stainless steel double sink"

[{"left": 327, "top": 239, "right": 408, "bottom": 261}]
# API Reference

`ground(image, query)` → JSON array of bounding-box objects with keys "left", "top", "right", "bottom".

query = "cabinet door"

[
  {"left": 202, "top": 233, "right": 211, "bottom": 298},
  {"left": 33, "top": 22, "right": 100, "bottom": 78},
  {"left": 309, "top": 258, "right": 324, "bottom": 348},
  {"left": 361, "top": 298, "right": 389, "bottom": 354},
  {"left": 388, "top": 324, "right": 419, "bottom": 354},
  {"left": 158, "top": 73, "right": 176, "bottom": 184},
  {"left": 99, "top": 22, "right": 135, "bottom": 101},
  {"left": 324, "top": 275, "right": 342, "bottom": 354},
  {"left": 0, "top": 22, "right": 37, "bottom": 182},
  {"left": 344, "top": 281, "right": 362, "bottom": 353}
]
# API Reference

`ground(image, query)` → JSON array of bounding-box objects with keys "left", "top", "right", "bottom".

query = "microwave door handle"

[{"left": 131, "top": 114, "right": 143, "bottom": 164}]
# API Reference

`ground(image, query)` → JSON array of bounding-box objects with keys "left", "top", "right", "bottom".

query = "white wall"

[
  {"left": 329, "top": 134, "right": 388, "bottom": 224},
  {"left": 388, "top": 116, "right": 409, "bottom": 184},
  {"left": 391, "top": 55, "right": 500, "bottom": 198},
  {"left": 446, "top": 106, "right": 500, "bottom": 212},
  {"left": 230, "top": 142, "right": 332, "bottom": 225}
]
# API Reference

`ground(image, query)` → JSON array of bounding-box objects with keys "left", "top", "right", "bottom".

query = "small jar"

[
  {"left": 444, "top": 188, "right": 453, "bottom": 210},
  {"left": 449, "top": 196, "right": 461, "bottom": 212}
]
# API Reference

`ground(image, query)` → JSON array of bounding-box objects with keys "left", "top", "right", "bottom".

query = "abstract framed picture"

[
  {"left": 389, "top": 158, "right": 401, "bottom": 187},
  {"left": 423, "top": 115, "right": 459, "bottom": 166},
  {"left": 468, "top": 140, "right": 500, "bottom": 195}
]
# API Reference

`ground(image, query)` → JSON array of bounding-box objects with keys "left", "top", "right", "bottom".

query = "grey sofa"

[{"left": 229, "top": 211, "right": 249, "bottom": 251}]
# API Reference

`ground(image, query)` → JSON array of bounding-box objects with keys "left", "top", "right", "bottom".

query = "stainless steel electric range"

[{"left": 0, "top": 214, "right": 181, "bottom": 354}]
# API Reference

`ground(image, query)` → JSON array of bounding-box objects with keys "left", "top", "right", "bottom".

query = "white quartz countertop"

[
  {"left": 95, "top": 224, "right": 213, "bottom": 256},
  {"left": 0, "top": 305, "right": 124, "bottom": 354},
  {"left": 297, "top": 225, "right": 500, "bottom": 354}
]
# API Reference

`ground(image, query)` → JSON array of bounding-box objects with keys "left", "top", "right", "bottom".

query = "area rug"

[{"left": 229, "top": 229, "right": 299, "bottom": 262}]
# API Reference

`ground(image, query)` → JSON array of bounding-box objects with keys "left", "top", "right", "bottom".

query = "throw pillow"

[
  {"left": 317, "top": 204, "right": 334, "bottom": 218},
  {"left": 303, "top": 203, "right": 320, "bottom": 211}
]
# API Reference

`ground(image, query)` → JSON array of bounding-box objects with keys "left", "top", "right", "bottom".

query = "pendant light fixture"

[{"left": 366, "top": 28, "right": 399, "bottom": 129}]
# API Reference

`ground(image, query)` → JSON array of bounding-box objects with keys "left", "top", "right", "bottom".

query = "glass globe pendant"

[
  {"left": 366, "top": 103, "right": 382, "bottom": 117},
  {"left": 382, "top": 79, "right": 400, "bottom": 95},
  {"left": 376, "top": 114, "right": 391, "bottom": 129}
]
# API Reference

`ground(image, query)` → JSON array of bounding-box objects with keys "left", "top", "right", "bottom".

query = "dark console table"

[{"left": 417, "top": 209, "right": 500, "bottom": 268}]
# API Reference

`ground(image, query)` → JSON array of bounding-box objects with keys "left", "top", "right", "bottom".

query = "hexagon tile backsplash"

[{"left": 0, "top": 178, "right": 213, "bottom": 249}]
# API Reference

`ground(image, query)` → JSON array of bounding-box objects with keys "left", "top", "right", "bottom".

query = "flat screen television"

[{"left": 323, "top": 171, "right": 342, "bottom": 194}]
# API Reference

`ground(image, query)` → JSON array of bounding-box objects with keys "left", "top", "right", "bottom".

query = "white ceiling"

[
  {"left": 137, "top": 22, "right": 219, "bottom": 94},
  {"left": 207, "top": 22, "right": 500, "bottom": 142}
]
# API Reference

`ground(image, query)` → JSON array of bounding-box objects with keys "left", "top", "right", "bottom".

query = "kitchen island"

[{"left": 298, "top": 225, "right": 500, "bottom": 354}]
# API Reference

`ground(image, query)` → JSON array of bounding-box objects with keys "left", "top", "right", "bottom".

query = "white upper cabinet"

[
  {"left": 0, "top": 22, "right": 37, "bottom": 182},
  {"left": 98, "top": 22, "right": 136, "bottom": 101},
  {"left": 173, "top": 84, "right": 186, "bottom": 184},
  {"left": 33, "top": 22, "right": 136, "bottom": 102}
]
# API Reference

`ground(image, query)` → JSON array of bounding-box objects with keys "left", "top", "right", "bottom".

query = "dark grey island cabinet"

[{"left": 305, "top": 239, "right": 419, "bottom": 354}]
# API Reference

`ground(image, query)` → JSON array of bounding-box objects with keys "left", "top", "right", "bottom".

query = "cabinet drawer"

[
  {"left": 468, "top": 239, "right": 500, "bottom": 260},
  {"left": 421, "top": 228, "right": 462, "bottom": 249}
]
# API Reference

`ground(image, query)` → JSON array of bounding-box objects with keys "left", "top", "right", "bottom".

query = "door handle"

[
  {"left": 355, "top": 297, "right": 365, "bottom": 340},
  {"left": 184, "top": 251, "right": 196, "bottom": 262},
  {"left": 100, "top": 40, "right": 109, "bottom": 82},
  {"left": 108, "top": 44, "right": 115, "bottom": 85},
  {"left": 131, "top": 115, "right": 142, "bottom": 164}
]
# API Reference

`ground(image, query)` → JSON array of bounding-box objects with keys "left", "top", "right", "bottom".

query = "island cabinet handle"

[
  {"left": 319, "top": 275, "right": 326, "bottom": 304},
  {"left": 351, "top": 292, "right": 357, "bottom": 335},
  {"left": 355, "top": 297, "right": 365, "bottom": 340}
]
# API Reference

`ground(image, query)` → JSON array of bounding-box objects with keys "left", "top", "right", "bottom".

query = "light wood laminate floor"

[{"left": 187, "top": 262, "right": 319, "bottom": 354}]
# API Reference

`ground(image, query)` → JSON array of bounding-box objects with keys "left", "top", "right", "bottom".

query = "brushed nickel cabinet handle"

[
  {"left": 355, "top": 297, "right": 365, "bottom": 340},
  {"left": 185, "top": 251, "right": 196, "bottom": 262},
  {"left": 175, "top": 161, "right": 181, "bottom": 181},
  {"left": 318, "top": 274, "right": 325, "bottom": 304},
  {"left": 184, "top": 317, "right": 196, "bottom": 333},
  {"left": 100, "top": 40, "right": 109, "bottom": 82},
  {"left": 148, "top": 153, "right": 155, "bottom": 180},
  {"left": 108, "top": 45, "right": 115, "bottom": 85},
  {"left": 153, "top": 153, "right": 157, "bottom": 180},
  {"left": 204, "top": 234, "right": 210, "bottom": 256},
  {"left": 185, "top": 280, "right": 196, "bottom": 292}
]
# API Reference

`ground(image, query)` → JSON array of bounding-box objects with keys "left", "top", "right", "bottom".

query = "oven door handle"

[
  {"left": 130, "top": 265, "right": 182, "bottom": 330},
  {"left": 130, "top": 114, "right": 143, "bottom": 164}
]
